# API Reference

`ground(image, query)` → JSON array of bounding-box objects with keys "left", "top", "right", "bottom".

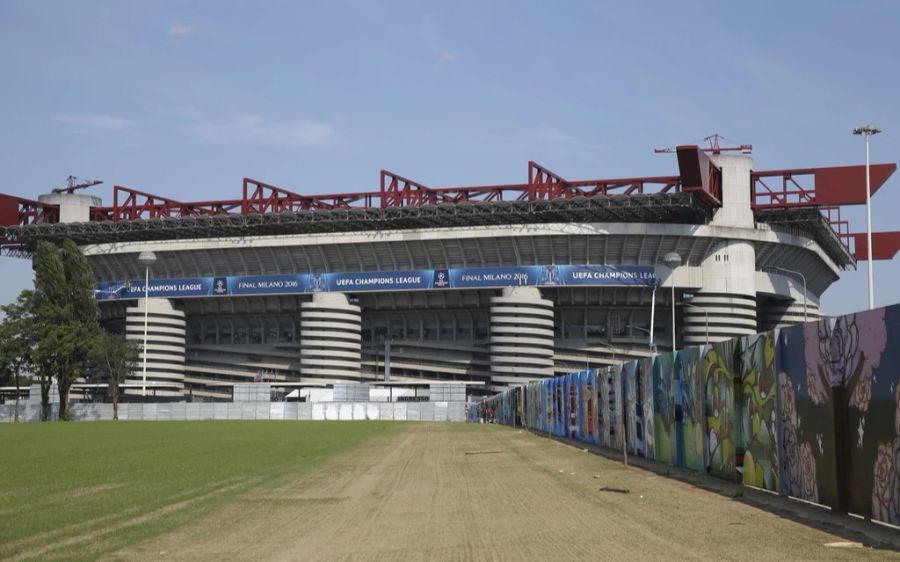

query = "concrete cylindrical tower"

[
  {"left": 125, "top": 298, "right": 186, "bottom": 396},
  {"left": 490, "top": 286, "right": 554, "bottom": 385},
  {"left": 300, "top": 292, "right": 362, "bottom": 380},
  {"left": 685, "top": 154, "right": 758, "bottom": 346},
  {"left": 37, "top": 193, "right": 101, "bottom": 223}
]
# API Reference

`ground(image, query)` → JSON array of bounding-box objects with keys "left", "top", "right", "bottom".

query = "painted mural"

[
  {"left": 675, "top": 347, "right": 705, "bottom": 472},
  {"left": 624, "top": 361, "right": 639, "bottom": 456},
  {"left": 598, "top": 367, "right": 611, "bottom": 448},
  {"left": 777, "top": 323, "right": 835, "bottom": 505},
  {"left": 737, "top": 331, "right": 780, "bottom": 492},
  {"left": 840, "top": 306, "right": 899, "bottom": 526},
  {"left": 613, "top": 365, "right": 624, "bottom": 451},
  {"left": 703, "top": 340, "right": 737, "bottom": 479},
  {"left": 471, "top": 301, "right": 900, "bottom": 525},
  {"left": 653, "top": 352, "right": 677, "bottom": 465},
  {"left": 637, "top": 357, "right": 655, "bottom": 460}
]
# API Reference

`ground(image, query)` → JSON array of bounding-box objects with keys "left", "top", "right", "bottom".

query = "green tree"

[
  {"left": 32, "top": 240, "right": 67, "bottom": 420},
  {"left": 90, "top": 332, "right": 141, "bottom": 420},
  {"left": 59, "top": 239, "right": 101, "bottom": 419},
  {"left": 0, "top": 290, "right": 37, "bottom": 422},
  {"left": 32, "top": 239, "right": 101, "bottom": 420}
]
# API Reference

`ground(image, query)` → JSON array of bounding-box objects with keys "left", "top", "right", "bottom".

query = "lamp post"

[
  {"left": 138, "top": 251, "right": 157, "bottom": 397},
  {"left": 853, "top": 125, "right": 881, "bottom": 310},
  {"left": 683, "top": 301, "right": 709, "bottom": 346},
  {"left": 664, "top": 252, "right": 682, "bottom": 351},
  {"left": 770, "top": 266, "right": 807, "bottom": 324},
  {"left": 648, "top": 282, "right": 658, "bottom": 356}
]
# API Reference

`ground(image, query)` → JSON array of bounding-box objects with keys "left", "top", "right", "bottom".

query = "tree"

[
  {"left": 90, "top": 332, "right": 140, "bottom": 420},
  {"left": 33, "top": 241, "right": 68, "bottom": 420},
  {"left": 32, "top": 239, "right": 101, "bottom": 420},
  {"left": 0, "top": 290, "right": 37, "bottom": 422},
  {"left": 58, "top": 239, "right": 102, "bottom": 420}
]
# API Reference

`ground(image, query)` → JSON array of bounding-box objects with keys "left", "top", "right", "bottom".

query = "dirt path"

[{"left": 113, "top": 424, "right": 896, "bottom": 561}]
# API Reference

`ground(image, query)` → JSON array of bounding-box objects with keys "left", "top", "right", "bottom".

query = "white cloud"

[
  {"left": 190, "top": 115, "right": 335, "bottom": 148},
  {"left": 53, "top": 114, "right": 133, "bottom": 131},
  {"left": 168, "top": 22, "right": 193, "bottom": 36},
  {"left": 436, "top": 52, "right": 458, "bottom": 66},
  {"left": 534, "top": 127, "right": 577, "bottom": 145}
]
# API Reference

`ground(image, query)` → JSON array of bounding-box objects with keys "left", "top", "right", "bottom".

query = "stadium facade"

[{"left": 1, "top": 145, "right": 897, "bottom": 398}]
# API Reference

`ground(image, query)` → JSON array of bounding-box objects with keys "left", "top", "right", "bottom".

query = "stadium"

[{"left": 0, "top": 142, "right": 897, "bottom": 399}]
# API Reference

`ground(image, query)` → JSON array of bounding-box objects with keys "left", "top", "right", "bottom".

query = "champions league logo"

[
  {"left": 540, "top": 265, "right": 560, "bottom": 286},
  {"left": 308, "top": 273, "right": 326, "bottom": 292},
  {"left": 212, "top": 277, "right": 228, "bottom": 295},
  {"left": 433, "top": 269, "right": 450, "bottom": 288}
]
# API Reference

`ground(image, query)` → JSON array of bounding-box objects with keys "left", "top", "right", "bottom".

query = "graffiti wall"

[
  {"left": 675, "top": 347, "right": 705, "bottom": 472},
  {"left": 653, "top": 352, "right": 677, "bottom": 465},
  {"left": 777, "top": 323, "right": 838, "bottom": 506},
  {"left": 703, "top": 339, "right": 737, "bottom": 480},
  {"left": 737, "top": 331, "right": 780, "bottom": 492},
  {"left": 471, "top": 301, "right": 900, "bottom": 526},
  {"left": 840, "top": 306, "right": 899, "bottom": 526}
]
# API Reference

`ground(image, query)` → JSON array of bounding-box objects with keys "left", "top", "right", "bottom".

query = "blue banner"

[{"left": 95, "top": 264, "right": 658, "bottom": 300}]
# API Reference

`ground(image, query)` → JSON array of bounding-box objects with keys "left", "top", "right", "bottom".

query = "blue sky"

[{"left": 1, "top": 0, "right": 899, "bottom": 315}]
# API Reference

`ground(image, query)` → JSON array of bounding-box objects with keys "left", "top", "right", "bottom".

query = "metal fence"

[{"left": 0, "top": 400, "right": 467, "bottom": 422}]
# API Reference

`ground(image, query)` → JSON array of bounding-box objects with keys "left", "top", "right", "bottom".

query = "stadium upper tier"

[{"left": 1, "top": 147, "right": 898, "bottom": 397}]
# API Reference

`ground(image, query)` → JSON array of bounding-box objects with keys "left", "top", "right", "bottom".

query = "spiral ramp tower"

[
  {"left": 490, "top": 286, "right": 555, "bottom": 386},
  {"left": 125, "top": 298, "right": 186, "bottom": 396},
  {"left": 300, "top": 292, "right": 362, "bottom": 381}
]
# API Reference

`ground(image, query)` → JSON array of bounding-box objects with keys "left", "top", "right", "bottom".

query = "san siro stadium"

[{"left": 0, "top": 143, "right": 897, "bottom": 399}]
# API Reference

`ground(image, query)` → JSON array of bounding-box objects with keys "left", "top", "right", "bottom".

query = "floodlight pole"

[
  {"left": 664, "top": 252, "right": 682, "bottom": 352},
  {"left": 138, "top": 251, "right": 157, "bottom": 397},
  {"left": 853, "top": 125, "right": 881, "bottom": 310},
  {"left": 648, "top": 283, "right": 657, "bottom": 356}
]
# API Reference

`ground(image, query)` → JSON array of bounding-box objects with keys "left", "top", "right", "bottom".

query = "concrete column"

[
  {"left": 490, "top": 286, "right": 554, "bottom": 386},
  {"left": 685, "top": 240, "right": 758, "bottom": 346},
  {"left": 683, "top": 155, "right": 759, "bottom": 346},
  {"left": 300, "top": 293, "right": 361, "bottom": 381},
  {"left": 709, "top": 154, "right": 754, "bottom": 228},
  {"left": 125, "top": 298, "right": 186, "bottom": 396}
]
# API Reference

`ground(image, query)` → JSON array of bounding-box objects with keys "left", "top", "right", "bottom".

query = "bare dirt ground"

[{"left": 112, "top": 423, "right": 898, "bottom": 561}]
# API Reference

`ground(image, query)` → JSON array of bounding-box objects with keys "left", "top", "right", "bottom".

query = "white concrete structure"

[
  {"left": 37, "top": 193, "right": 101, "bottom": 223},
  {"left": 300, "top": 292, "right": 362, "bottom": 380},
  {"left": 1, "top": 149, "right": 867, "bottom": 397},
  {"left": 125, "top": 298, "right": 186, "bottom": 396},
  {"left": 490, "top": 286, "right": 555, "bottom": 384}
]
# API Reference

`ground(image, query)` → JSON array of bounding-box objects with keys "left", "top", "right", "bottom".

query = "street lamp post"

[
  {"left": 853, "top": 125, "right": 881, "bottom": 310},
  {"left": 648, "top": 282, "right": 658, "bottom": 356},
  {"left": 664, "top": 252, "right": 682, "bottom": 351},
  {"left": 683, "top": 301, "right": 709, "bottom": 346},
  {"left": 770, "top": 266, "right": 807, "bottom": 324},
  {"left": 138, "top": 251, "right": 157, "bottom": 397}
]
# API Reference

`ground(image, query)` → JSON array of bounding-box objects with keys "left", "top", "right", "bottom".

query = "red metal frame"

[
  {"left": 821, "top": 206, "right": 851, "bottom": 247},
  {"left": 851, "top": 231, "right": 900, "bottom": 261},
  {"left": 0, "top": 194, "right": 59, "bottom": 226},
  {"left": 675, "top": 145, "right": 722, "bottom": 206},
  {"left": 751, "top": 164, "right": 896, "bottom": 208},
  {"left": 1, "top": 156, "right": 895, "bottom": 265}
]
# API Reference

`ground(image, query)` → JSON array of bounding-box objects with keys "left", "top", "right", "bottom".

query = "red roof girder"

[{"left": 852, "top": 231, "right": 900, "bottom": 261}]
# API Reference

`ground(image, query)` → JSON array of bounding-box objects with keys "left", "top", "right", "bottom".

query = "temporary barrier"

[{"left": 470, "top": 302, "right": 900, "bottom": 528}]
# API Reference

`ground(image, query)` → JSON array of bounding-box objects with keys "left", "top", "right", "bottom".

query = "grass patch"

[{"left": 0, "top": 420, "right": 403, "bottom": 560}]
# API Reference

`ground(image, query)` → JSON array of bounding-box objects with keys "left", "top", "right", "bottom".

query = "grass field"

[
  {"left": 2, "top": 421, "right": 897, "bottom": 561},
  {"left": 0, "top": 420, "right": 401, "bottom": 560}
]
